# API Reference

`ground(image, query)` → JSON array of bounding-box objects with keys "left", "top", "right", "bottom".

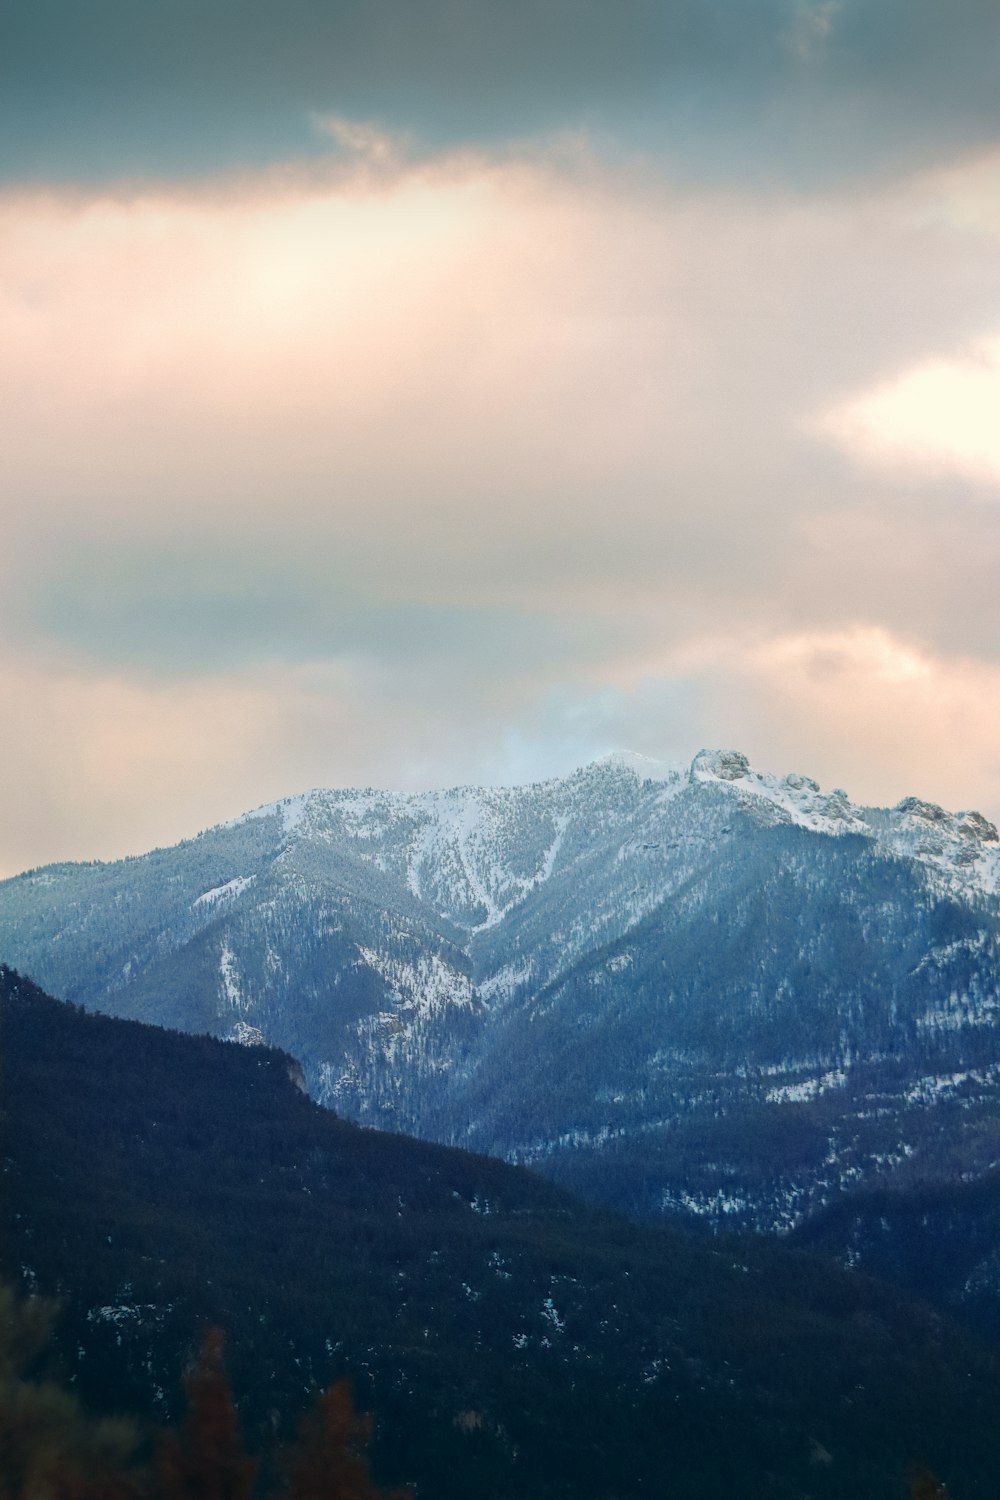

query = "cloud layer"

[
  {"left": 3, "top": 9, "right": 1000, "bottom": 872},
  {"left": 6, "top": 1, "right": 1000, "bottom": 184}
]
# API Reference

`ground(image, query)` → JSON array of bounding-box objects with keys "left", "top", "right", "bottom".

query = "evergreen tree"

[
  {"left": 156, "top": 1329, "right": 256, "bottom": 1500},
  {"left": 0, "top": 1282, "right": 141, "bottom": 1500},
  {"left": 281, "top": 1381, "right": 411, "bottom": 1500},
  {"left": 910, "top": 1466, "right": 951, "bottom": 1500}
]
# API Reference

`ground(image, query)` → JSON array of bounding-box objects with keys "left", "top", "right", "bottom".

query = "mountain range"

[{"left": 2, "top": 748, "right": 998, "bottom": 1238}]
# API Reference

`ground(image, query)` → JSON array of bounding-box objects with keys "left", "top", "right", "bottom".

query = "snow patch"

[
  {"left": 356, "top": 946, "right": 474, "bottom": 1021},
  {"left": 278, "top": 793, "right": 310, "bottom": 834},
  {"left": 86, "top": 1304, "right": 161, "bottom": 1327},
  {"left": 540, "top": 1297, "right": 565, "bottom": 1332},
  {"left": 904, "top": 1065, "right": 1000, "bottom": 1107},
  {"left": 219, "top": 941, "right": 246, "bottom": 1012},
  {"left": 229, "top": 1020, "right": 266, "bottom": 1046},
  {"left": 767, "top": 1070, "right": 848, "bottom": 1105},
  {"left": 195, "top": 875, "right": 255, "bottom": 907},
  {"left": 596, "top": 750, "right": 685, "bottom": 784},
  {"left": 478, "top": 962, "right": 534, "bottom": 1004}
]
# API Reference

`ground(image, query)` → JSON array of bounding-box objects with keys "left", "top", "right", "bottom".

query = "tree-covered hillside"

[
  {"left": 2, "top": 967, "right": 999, "bottom": 1499},
  {"left": 791, "top": 1169, "right": 1000, "bottom": 1338}
]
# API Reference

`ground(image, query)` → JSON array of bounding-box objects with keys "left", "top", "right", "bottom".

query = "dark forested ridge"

[
  {"left": 791, "top": 1169, "right": 1000, "bottom": 1339},
  {"left": 2, "top": 966, "right": 999, "bottom": 1499}
]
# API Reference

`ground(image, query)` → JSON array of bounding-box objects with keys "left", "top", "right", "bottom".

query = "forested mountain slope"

[
  {"left": 3, "top": 967, "right": 999, "bottom": 1500},
  {"left": 791, "top": 1168, "right": 1000, "bottom": 1338},
  {"left": 2, "top": 749, "right": 998, "bottom": 1232}
]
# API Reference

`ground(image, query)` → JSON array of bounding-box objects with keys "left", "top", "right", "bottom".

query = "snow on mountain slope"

[
  {"left": 218, "top": 751, "right": 686, "bottom": 936},
  {"left": 688, "top": 748, "right": 1000, "bottom": 897},
  {"left": 1, "top": 748, "right": 998, "bottom": 1233},
  {"left": 222, "top": 746, "right": 1000, "bottom": 924}
]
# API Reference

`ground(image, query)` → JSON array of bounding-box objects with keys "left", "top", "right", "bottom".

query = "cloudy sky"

[{"left": 4, "top": 0, "right": 1000, "bottom": 873}]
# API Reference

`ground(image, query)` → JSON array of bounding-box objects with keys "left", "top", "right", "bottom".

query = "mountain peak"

[
  {"left": 689, "top": 748, "right": 753, "bottom": 783},
  {"left": 590, "top": 750, "right": 684, "bottom": 783}
]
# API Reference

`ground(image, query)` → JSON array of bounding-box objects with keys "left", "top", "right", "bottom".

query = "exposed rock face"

[
  {"left": 958, "top": 810, "right": 999, "bottom": 843},
  {"left": 690, "top": 748, "right": 751, "bottom": 781},
  {"left": 896, "top": 796, "right": 949, "bottom": 823}
]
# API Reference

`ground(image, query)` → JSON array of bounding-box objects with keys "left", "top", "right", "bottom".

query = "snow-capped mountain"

[{"left": 3, "top": 748, "right": 999, "bottom": 1233}]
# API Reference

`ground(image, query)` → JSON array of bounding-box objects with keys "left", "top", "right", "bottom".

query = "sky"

[{"left": 4, "top": 0, "right": 1000, "bottom": 874}]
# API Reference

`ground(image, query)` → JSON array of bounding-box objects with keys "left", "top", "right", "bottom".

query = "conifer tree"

[
  {"left": 156, "top": 1329, "right": 257, "bottom": 1500},
  {"left": 910, "top": 1465, "right": 951, "bottom": 1500},
  {"left": 281, "top": 1380, "right": 411, "bottom": 1500},
  {"left": 0, "top": 1281, "right": 142, "bottom": 1500}
]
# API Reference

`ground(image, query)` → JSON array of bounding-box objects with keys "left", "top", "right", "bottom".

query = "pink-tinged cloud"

[
  {"left": 4, "top": 140, "right": 1000, "bottom": 868},
  {"left": 738, "top": 626, "right": 1000, "bottom": 817}
]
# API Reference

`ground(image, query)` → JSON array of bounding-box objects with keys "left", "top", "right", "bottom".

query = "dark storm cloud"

[{"left": 4, "top": 0, "right": 1000, "bottom": 183}]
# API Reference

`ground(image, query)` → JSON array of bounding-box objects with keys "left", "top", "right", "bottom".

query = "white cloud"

[{"left": 818, "top": 335, "right": 1000, "bottom": 486}]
